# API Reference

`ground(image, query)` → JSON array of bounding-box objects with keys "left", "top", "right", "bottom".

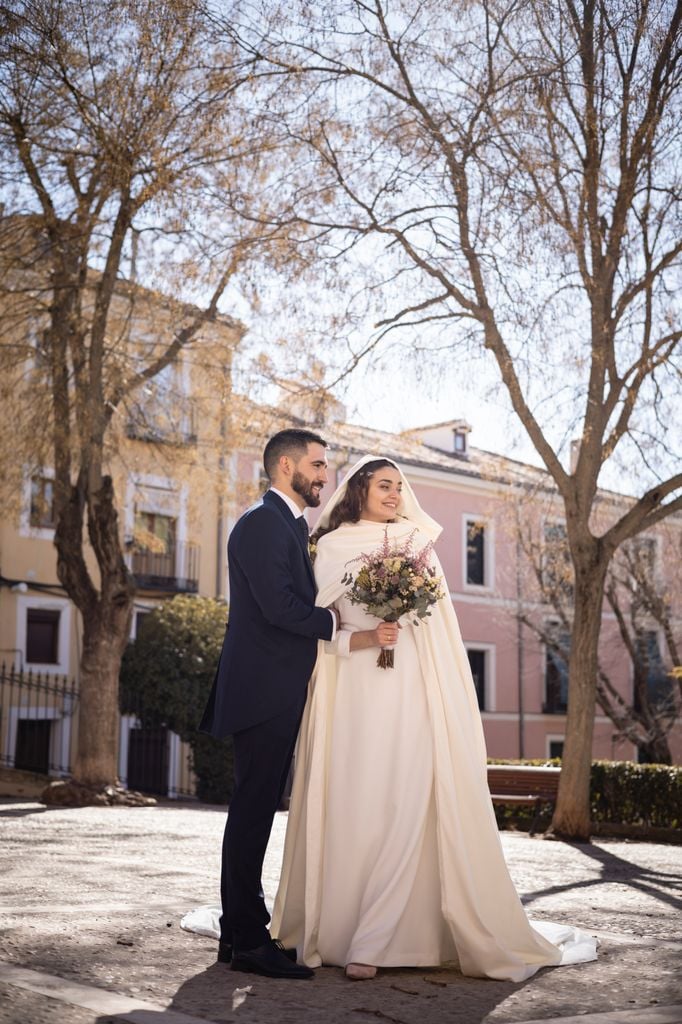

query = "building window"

[
  {"left": 30, "top": 476, "right": 56, "bottom": 529},
  {"left": 466, "top": 649, "right": 487, "bottom": 710},
  {"left": 466, "top": 520, "right": 486, "bottom": 586},
  {"left": 127, "top": 362, "right": 195, "bottom": 443},
  {"left": 634, "top": 630, "right": 669, "bottom": 711},
  {"left": 130, "top": 510, "right": 197, "bottom": 593},
  {"left": 548, "top": 739, "right": 564, "bottom": 760},
  {"left": 26, "top": 608, "right": 61, "bottom": 664},
  {"left": 629, "top": 536, "right": 656, "bottom": 575},
  {"left": 257, "top": 468, "right": 269, "bottom": 496},
  {"left": 14, "top": 719, "right": 52, "bottom": 775},
  {"left": 133, "top": 511, "right": 176, "bottom": 574},
  {"left": 132, "top": 609, "right": 152, "bottom": 641},
  {"left": 454, "top": 430, "right": 467, "bottom": 455},
  {"left": 543, "top": 522, "right": 573, "bottom": 599},
  {"left": 544, "top": 628, "right": 570, "bottom": 714},
  {"left": 28, "top": 319, "right": 50, "bottom": 370},
  {"left": 627, "top": 536, "right": 657, "bottom": 595}
]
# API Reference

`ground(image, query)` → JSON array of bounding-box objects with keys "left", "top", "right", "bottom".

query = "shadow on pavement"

[
  {"left": 94, "top": 961, "right": 523, "bottom": 1024},
  {"left": 521, "top": 839, "right": 682, "bottom": 915},
  {"left": 0, "top": 806, "right": 48, "bottom": 817}
]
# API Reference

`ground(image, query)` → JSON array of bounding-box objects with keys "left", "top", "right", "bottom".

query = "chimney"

[{"left": 570, "top": 438, "right": 580, "bottom": 473}]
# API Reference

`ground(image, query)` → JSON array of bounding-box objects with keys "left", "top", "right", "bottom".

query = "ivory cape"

[{"left": 271, "top": 518, "right": 596, "bottom": 981}]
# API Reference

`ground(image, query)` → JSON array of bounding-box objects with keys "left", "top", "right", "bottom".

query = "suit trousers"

[{"left": 220, "top": 695, "right": 306, "bottom": 951}]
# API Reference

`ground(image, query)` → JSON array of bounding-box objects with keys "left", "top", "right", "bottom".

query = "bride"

[{"left": 270, "top": 454, "right": 597, "bottom": 981}]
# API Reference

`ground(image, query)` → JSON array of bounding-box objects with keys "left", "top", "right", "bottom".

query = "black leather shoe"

[
  {"left": 217, "top": 939, "right": 297, "bottom": 965},
  {"left": 217, "top": 941, "right": 233, "bottom": 964},
  {"left": 231, "top": 939, "right": 314, "bottom": 979}
]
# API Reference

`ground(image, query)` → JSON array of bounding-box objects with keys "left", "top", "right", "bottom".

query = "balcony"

[{"left": 131, "top": 541, "right": 200, "bottom": 594}]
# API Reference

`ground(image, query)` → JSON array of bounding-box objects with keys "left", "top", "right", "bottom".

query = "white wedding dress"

[
  {"left": 183, "top": 458, "right": 597, "bottom": 982},
  {"left": 303, "top": 582, "right": 452, "bottom": 967},
  {"left": 269, "top": 518, "right": 597, "bottom": 981}
]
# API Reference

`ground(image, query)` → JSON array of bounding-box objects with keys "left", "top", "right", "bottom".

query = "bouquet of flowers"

[{"left": 342, "top": 527, "right": 444, "bottom": 669}]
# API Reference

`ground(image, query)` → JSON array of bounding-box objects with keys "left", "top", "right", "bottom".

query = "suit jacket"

[{"left": 200, "top": 490, "right": 334, "bottom": 737}]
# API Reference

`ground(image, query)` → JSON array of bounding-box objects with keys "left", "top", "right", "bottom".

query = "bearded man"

[{"left": 200, "top": 428, "right": 337, "bottom": 980}]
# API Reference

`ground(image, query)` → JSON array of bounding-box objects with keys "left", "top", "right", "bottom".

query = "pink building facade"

[{"left": 232, "top": 413, "right": 681, "bottom": 765}]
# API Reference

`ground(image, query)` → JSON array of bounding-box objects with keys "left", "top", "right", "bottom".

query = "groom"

[{"left": 200, "top": 428, "right": 336, "bottom": 980}]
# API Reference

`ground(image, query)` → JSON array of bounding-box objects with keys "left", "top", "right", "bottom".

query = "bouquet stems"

[{"left": 377, "top": 646, "right": 395, "bottom": 669}]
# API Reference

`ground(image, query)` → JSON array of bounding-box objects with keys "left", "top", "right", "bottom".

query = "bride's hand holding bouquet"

[{"left": 342, "top": 527, "right": 444, "bottom": 668}]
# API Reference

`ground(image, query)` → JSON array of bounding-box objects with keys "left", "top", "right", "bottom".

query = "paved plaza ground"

[{"left": 0, "top": 798, "right": 680, "bottom": 1024}]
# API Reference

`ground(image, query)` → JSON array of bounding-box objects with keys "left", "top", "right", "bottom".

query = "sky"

[
  {"left": 229, "top": 291, "right": 678, "bottom": 501},
  {"left": 225, "top": 279, "right": 558, "bottom": 478},
  {"left": 338, "top": 352, "right": 543, "bottom": 466}
]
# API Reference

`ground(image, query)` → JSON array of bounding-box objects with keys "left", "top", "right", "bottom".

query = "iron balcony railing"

[{"left": 131, "top": 541, "right": 200, "bottom": 594}]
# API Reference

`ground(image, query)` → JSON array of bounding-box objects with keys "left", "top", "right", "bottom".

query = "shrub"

[
  {"left": 120, "top": 595, "right": 233, "bottom": 801},
  {"left": 191, "top": 732, "right": 234, "bottom": 805},
  {"left": 487, "top": 758, "right": 682, "bottom": 831},
  {"left": 590, "top": 760, "right": 682, "bottom": 828}
]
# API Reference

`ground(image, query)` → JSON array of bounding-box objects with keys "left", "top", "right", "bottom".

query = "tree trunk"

[
  {"left": 550, "top": 555, "right": 609, "bottom": 840},
  {"left": 638, "top": 734, "right": 672, "bottom": 766},
  {"left": 54, "top": 471, "right": 135, "bottom": 789},
  {"left": 72, "top": 603, "right": 132, "bottom": 787},
  {"left": 73, "top": 606, "right": 132, "bottom": 782}
]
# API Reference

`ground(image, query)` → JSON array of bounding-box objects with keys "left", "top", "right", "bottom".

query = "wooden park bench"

[{"left": 487, "top": 764, "right": 561, "bottom": 835}]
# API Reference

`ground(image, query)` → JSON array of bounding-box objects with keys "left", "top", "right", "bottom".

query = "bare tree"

[
  {"left": 513, "top": 498, "right": 680, "bottom": 765},
  {"left": 223, "top": 0, "right": 682, "bottom": 837},
  {"left": 0, "top": 0, "right": 283, "bottom": 796},
  {"left": 603, "top": 538, "right": 680, "bottom": 763}
]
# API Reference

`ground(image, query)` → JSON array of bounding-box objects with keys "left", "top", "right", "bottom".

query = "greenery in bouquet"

[{"left": 342, "top": 527, "right": 444, "bottom": 668}]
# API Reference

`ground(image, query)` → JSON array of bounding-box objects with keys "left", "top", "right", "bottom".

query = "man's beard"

[{"left": 292, "top": 469, "right": 322, "bottom": 508}]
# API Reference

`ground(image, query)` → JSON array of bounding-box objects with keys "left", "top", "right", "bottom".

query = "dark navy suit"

[{"left": 200, "top": 489, "right": 333, "bottom": 950}]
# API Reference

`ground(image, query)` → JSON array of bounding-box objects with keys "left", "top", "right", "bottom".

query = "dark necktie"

[{"left": 297, "top": 516, "right": 309, "bottom": 546}]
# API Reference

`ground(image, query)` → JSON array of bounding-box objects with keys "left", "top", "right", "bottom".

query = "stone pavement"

[{"left": 0, "top": 798, "right": 680, "bottom": 1024}]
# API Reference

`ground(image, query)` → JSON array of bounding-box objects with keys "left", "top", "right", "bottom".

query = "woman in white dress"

[{"left": 271, "top": 455, "right": 597, "bottom": 981}]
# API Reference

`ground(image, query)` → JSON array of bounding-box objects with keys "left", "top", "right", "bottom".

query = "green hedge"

[
  {"left": 590, "top": 760, "right": 682, "bottom": 829},
  {"left": 487, "top": 758, "right": 682, "bottom": 830}
]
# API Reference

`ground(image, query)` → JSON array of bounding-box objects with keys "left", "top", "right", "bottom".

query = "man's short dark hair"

[{"left": 263, "top": 428, "right": 328, "bottom": 480}]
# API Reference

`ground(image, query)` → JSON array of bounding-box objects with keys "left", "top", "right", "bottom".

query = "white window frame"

[
  {"left": 19, "top": 466, "right": 56, "bottom": 540},
  {"left": 252, "top": 458, "right": 269, "bottom": 494},
  {"left": 461, "top": 513, "right": 494, "bottom": 591},
  {"left": 546, "top": 734, "right": 565, "bottom": 759},
  {"left": 124, "top": 475, "right": 187, "bottom": 559},
  {"left": 6, "top": 700, "right": 74, "bottom": 777},
  {"left": 16, "top": 595, "right": 72, "bottom": 675},
  {"left": 453, "top": 429, "right": 468, "bottom": 455},
  {"left": 463, "top": 641, "right": 496, "bottom": 712},
  {"left": 129, "top": 601, "right": 157, "bottom": 640},
  {"left": 26, "top": 317, "right": 50, "bottom": 371}
]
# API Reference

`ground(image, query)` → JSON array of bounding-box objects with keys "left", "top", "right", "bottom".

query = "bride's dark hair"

[{"left": 313, "top": 459, "right": 397, "bottom": 540}]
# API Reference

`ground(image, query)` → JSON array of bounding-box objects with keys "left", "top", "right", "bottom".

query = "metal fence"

[
  {"left": 0, "top": 663, "right": 195, "bottom": 798},
  {"left": 0, "top": 662, "right": 77, "bottom": 776}
]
